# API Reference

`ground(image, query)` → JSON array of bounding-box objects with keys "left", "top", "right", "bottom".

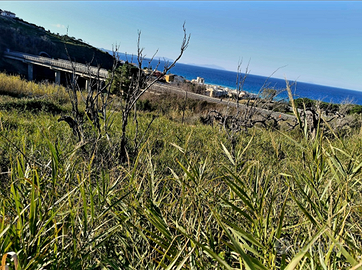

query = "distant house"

[
  {"left": 228, "top": 89, "right": 246, "bottom": 99},
  {"left": 191, "top": 76, "right": 205, "bottom": 85},
  {"left": 164, "top": 74, "right": 174, "bottom": 83},
  {"left": 206, "top": 85, "right": 228, "bottom": 98},
  {"left": 1, "top": 10, "right": 16, "bottom": 18},
  {"left": 197, "top": 77, "right": 204, "bottom": 84}
]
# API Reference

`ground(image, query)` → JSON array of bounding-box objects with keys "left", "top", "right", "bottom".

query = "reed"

[
  {"left": 0, "top": 73, "right": 361, "bottom": 269},
  {"left": 0, "top": 73, "right": 79, "bottom": 105}
]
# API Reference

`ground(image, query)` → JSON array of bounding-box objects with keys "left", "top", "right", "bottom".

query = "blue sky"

[{"left": 1, "top": 1, "right": 362, "bottom": 91}]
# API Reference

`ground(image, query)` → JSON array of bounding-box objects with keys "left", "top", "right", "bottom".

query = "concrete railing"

[{"left": 4, "top": 50, "right": 109, "bottom": 79}]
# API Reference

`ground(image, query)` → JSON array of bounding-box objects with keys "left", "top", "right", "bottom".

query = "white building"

[
  {"left": 1, "top": 10, "right": 16, "bottom": 18},
  {"left": 228, "top": 89, "right": 246, "bottom": 99},
  {"left": 191, "top": 76, "right": 205, "bottom": 85},
  {"left": 196, "top": 77, "right": 204, "bottom": 84},
  {"left": 206, "top": 85, "right": 228, "bottom": 98}
]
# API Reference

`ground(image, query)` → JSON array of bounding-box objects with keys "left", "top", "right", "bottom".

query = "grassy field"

[{"left": 0, "top": 73, "right": 362, "bottom": 269}]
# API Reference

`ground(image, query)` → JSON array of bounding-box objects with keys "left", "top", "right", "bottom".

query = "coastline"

[{"left": 112, "top": 52, "right": 362, "bottom": 105}]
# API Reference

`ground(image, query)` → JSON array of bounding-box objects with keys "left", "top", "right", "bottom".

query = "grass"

[
  {"left": 0, "top": 73, "right": 70, "bottom": 103},
  {"left": 0, "top": 73, "right": 362, "bottom": 269}
]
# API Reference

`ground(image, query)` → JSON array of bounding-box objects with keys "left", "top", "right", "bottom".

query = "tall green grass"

[
  {"left": 0, "top": 73, "right": 362, "bottom": 269},
  {"left": 0, "top": 73, "right": 81, "bottom": 106}
]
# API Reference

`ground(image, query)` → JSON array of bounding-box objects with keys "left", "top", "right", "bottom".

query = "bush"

[
  {"left": 0, "top": 99, "right": 66, "bottom": 114},
  {"left": 348, "top": 104, "right": 362, "bottom": 115},
  {"left": 293, "top": 97, "right": 316, "bottom": 109},
  {"left": 1, "top": 73, "right": 362, "bottom": 269},
  {"left": 137, "top": 98, "right": 155, "bottom": 112}
]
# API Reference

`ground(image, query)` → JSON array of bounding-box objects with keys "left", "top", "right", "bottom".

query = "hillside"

[
  {"left": 0, "top": 72, "right": 362, "bottom": 269},
  {"left": 0, "top": 15, "right": 114, "bottom": 76}
]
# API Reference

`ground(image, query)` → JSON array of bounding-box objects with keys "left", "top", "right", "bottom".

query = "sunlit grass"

[
  {"left": 0, "top": 72, "right": 81, "bottom": 105},
  {"left": 0, "top": 73, "right": 361, "bottom": 269}
]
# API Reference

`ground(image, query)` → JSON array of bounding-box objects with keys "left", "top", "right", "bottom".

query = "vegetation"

[
  {"left": 1, "top": 73, "right": 362, "bottom": 269},
  {"left": 294, "top": 97, "right": 362, "bottom": 116},
  {"left": 0, "top": 15, "right": 114, "bottom": 78}
]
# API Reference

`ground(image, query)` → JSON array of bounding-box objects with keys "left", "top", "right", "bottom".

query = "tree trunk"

[{"left": 119, "top": 112, "right": 128, "bottom": 163}]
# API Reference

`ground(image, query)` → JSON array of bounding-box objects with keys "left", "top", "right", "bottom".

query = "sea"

[{"left": 114, "top": 52, "right": 362, "bottom": 105}]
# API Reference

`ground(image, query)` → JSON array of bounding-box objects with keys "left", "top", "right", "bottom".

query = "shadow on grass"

[{"left": 0, "top": 99, "right": 67, "bottom": 115}]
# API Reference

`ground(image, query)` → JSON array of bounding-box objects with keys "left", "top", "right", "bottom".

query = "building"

[
  {"left": 228, "top": 89, "right": 246, "bottom": 99},
  {"left": 1, "top": 10, "right": 16, "bottom": 18},
  {"left": 164, "top": 74, "right": 175, "bottom": 83},
  {"left": 191, "top": 76, "right": 205, "bottom": 85},
  {"left": 196, "top": 77, "right": 204, "bottom": 84},
  {"left": 206, "top": 85, "right": 228, "bottom": 98}
]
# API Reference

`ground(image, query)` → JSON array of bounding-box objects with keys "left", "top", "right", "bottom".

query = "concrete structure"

[
  {"left": 27, "top": 63, "right": 33, "bottom": 81},
  {"left": 164, "top": 74, "right": 174, "bottom": 83},
  {"left": 206, "top": 85, "right": 228, "bottom": 98},
  {"left": 228, "top": 89, "right": 247, "bottom": 99},
  {"left": 4, "top": 50, "right": 108, "bottom": 86},
  {"left": 197, "top": 77, "right": 204, "bottom": 84},
  {"left": 191, "top": 76, "right": 205, "bottom": 85},
  {"left": 55, "top": 70, "right": 61, "bottom": 85}
]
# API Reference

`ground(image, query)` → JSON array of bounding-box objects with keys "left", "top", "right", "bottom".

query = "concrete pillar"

[
  {"left": 55, "top": 70, "right": 61, "bottom": 85},
  {"left": 85, "top": 79, "right": 90, "bottom": 90},
  {"left": 28, "top": 63, "right": 33, "bottom": 81}
]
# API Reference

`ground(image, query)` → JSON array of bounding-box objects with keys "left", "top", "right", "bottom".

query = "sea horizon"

[
  {"left": 107, "top": 50, "right": 362, "bottom": 105},
  {"left": 170, "top": 62, "right": 362, "bottom": 105},
  {"left": 179, "top": 62, "right": 362, "bottom": 94}
]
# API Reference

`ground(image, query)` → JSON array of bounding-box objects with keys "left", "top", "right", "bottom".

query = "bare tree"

[
  {"left": 59, "top": 24, "right": 190, "bottom": 163},
  {"left": 58, "top": 44, "right": 118, "bottom": 147},
  {"left": 285, "top": 79, "right": 347, "bottom": 139},
  {"left": 203, "top": 63, "right": 288, "bottom": 157},
  {"left": 115, "top": 24, "right": 190, "bottom": 162},
  {"left": 234, "top": 58, "right": 250, "bottom": 107},
  {"left": 338, "top": 97, "right": 356, "bottom": 116}
]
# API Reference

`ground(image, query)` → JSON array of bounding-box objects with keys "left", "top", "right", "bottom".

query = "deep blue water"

[
  {"left": 171, "top": 63, "right": 362, "bottom": 105},
  {"left": 115, "top": 52, "right": 362, "bottom": 105}
]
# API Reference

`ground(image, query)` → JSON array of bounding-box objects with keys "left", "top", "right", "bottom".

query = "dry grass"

[{"left": 0, "top": 73, "right": 75, "bottom": 105}]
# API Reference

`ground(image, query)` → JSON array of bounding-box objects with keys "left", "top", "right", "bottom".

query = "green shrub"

[
  {"left": 0, "top": 99, "right": 66, "bottom": 114},
  {"left": 293, "top": 97, "right": 316, "bottom": 109},
  {"left": 137, "top": 98, "right": 155, "bottom": 112},
  {"left": 348, "top": 104, "right": 362, "bottom": 115}
]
